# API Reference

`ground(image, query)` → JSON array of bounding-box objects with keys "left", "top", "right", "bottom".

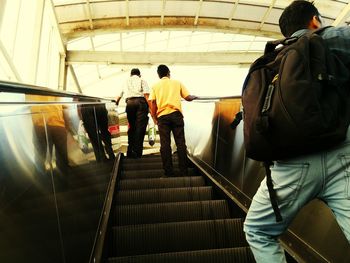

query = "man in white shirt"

[{"left": 116, "top": 68, "right": 150, "bottom": 158}]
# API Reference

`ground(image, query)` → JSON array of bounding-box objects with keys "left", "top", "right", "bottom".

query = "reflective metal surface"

[
  {"left": 0, "top": 90, "right": 120, "bottom": 262},
  {"left": 184, "top": 98, "right": 350, "bottom": 263}
]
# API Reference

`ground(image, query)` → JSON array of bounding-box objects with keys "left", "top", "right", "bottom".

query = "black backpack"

[
  {"left": 241, "top": 27, "right": 350, "bottom": 162},
  {"left": 231, "top": 27, "right": 350, "bottom": 222}
]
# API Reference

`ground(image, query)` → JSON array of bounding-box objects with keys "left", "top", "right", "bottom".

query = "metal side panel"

[{"left": 0, "top": 92, "right": 120, "bottom": 263}]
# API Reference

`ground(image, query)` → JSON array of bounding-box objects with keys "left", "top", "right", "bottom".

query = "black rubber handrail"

[
  {"left": 89, "top": 153, "right": 122, "bottom": 263},
  {"left": 195, "top": 95, "right": 241, "bottom": 100}
]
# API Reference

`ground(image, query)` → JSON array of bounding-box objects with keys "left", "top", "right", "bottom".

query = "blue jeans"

[{"left": 244, "top": 129, "right": 350, "bottom": 263}]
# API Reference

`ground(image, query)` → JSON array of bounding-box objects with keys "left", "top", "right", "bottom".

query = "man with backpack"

[{"left": 243, "top": 1, "right": 350, "bottom": 262}]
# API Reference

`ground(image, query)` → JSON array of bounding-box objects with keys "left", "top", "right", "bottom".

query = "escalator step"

[
  {"left": 118, "top": 176, "right": 205, "bottom": 190},
  {"left": 111, "top": 218, "right": 247, "bottom": 256},
  {"left": 115, "top": 186, "right": 213, "bottom": 205},
  {"left": 114, "top": 200, "right": 231, "bottom": 225},
  {"left": 121, "top": 168, "right": 197, "bottom": 179},
  {"left": 122, "top": 154, "right": 165, "bottom": 163},
  {"left": 108, "top": 247, "right": 254, "bottom": 263},
  {"left": 122, "top": 161, "right": 166, "bottom": 171}
]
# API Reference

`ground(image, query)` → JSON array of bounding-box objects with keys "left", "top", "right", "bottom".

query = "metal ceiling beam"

[
  {"left": 62, "top": 24, "right": 281, "bottom": 42},
  {"left": 66, "top": 50, "right": 262, "bottom": 66},
  {"left": 85, "top": 0, "right": 94, "bottom": 30},
  {"left": 143, "top": 31, "right": 147, "bottom": 51},
  {"left": 259, "top": 0, "right": 276, "bottom": 30},
  {"left": 68, "top": 65, "right": 82, "bottom": 93},
  {"left": 125, "top": 0, "right": 130, "bottom": 26},
  {"left": 194, "top": 0, "right": 203, "bottom": 26},
  {"left": 119, "top": 32, "right": 123, "bottom": 51},
  {"left": 332, "top": 2, "right": 350, "bottom": 26},
  {"left": 166, "top": 31, "right": 171, "bottom": 49},
  {"left": 161, "top": 0, "right": 166, "bottom": 25},
  {"left": 89, "top": 37, "right": 102, "bottom": 79},
  {"left": 228, "top": 0, "right": 239, "bottom": 23}
]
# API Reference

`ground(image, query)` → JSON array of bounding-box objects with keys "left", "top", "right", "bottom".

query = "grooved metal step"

[
  {"left": 118, "top": 176, "right": 205, "bottom": 190},
  {"left": 120, "top": 168, "right": 197, "bottom": 179},
  {"left": 122, "top": 154, "right": 170, "bottom": 164},
  {"left": 115, "top": 186, "right": 213, "bottom": 205},
  {"left": 107, "top": 154, "right": 253, "bottom": 262},
  {"left": 108, "top": 247, "right": 254, "bottom": 263},
  {"left": 112, "top": 218, "right": 247, "bottom": 256},
  {"left": 114, "top": 200, "right": 230, "bottom": 225},
  {"left": 122, "top": 161, "right": 166, "bottom": 170}
]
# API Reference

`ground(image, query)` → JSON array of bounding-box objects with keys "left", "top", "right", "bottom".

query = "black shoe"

[
  {"left": 127, "top": 152, "right": 138, "bottom": 159},
  {"left": 164, "top": 171, "right": 174, "bottom": 177}
]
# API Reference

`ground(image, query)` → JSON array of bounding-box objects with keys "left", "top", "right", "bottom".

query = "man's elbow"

[{"left": 185, "top": 95, "right": 197, "bottom": 101}]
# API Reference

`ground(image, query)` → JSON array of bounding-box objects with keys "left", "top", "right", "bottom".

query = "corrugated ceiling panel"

[
  {"left": 55, "top": 5, "right": 87, "bottom": 23},
  {"left": 200, "top": 2, "right": 233, "bottom": 19},
  {"left": 90, "top": 2, "right": 126, "bottom": 19},
  {"left": 129, "top": 1, "right": 163, "bottom": 16},
  {"left": 263, "top": 8, "right": 283, "bottom": 24},
  {"left": 234, "top": 4, "right": 267, "bottom": 22},
  {"left": 165, "top": 1, "right": 198, "bottom": 16}
]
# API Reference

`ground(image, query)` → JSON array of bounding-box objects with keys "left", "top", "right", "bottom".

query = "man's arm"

[
  {"left": 115, "top": 96, "right": 122, "bottom": 105},
  {"left": 149, "top": 99, "right": 158, "bottom": 124},
  {"left": 144, "top": 93, "right": 152, "bottom": 109},
  {"left": 184, "top": 95, "right": 198, "bottom": 101}
]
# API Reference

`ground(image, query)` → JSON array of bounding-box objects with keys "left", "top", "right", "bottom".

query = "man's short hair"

[
  {"left": 279, "top": 0, "right": 320, "bottom": 37},
  {"left": 131, "top": 68, "right": 141, "bottom": 76},
  {"left": 157, "top": 64, "right": 170, "bottom": 78}
]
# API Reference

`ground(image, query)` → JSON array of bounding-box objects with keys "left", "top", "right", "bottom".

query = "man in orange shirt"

[{"left": 149, "top": 64, "right": 197, "bottom": 176}]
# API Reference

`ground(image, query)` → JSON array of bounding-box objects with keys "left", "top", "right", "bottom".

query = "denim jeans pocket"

[
  {"left": 339, "top": 155, "right": 350, "bottom": 199},
  {"left": 271, "top": 162, "right": 309, "bottom": 203}
]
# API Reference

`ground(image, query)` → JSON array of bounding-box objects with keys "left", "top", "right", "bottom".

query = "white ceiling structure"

[
  {"left": 50, "top": 0, "right": 350, "bottom": 96},
  {"left": 53, "top": 0, "right": 350, "bottom": 66}
]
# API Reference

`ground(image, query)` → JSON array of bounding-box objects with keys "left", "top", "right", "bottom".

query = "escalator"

[{"left": 104, "top": 154, "right": 255, "bottom": 263}]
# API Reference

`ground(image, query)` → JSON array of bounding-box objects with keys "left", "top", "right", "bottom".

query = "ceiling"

[{"left": 51, "top": 0, "right": 350, "bottom": 66}]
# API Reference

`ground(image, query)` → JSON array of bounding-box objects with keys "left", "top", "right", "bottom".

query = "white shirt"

[{"left": 120, "top": 75, "right": 150, "bottom": 99}]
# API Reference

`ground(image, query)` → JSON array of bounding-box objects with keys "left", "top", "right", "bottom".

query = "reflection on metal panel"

[
  {"left": 0, "top": 93, "right": 120, "bottom": 262},
  {"left": 184, "top": 98, "right": 350, "bottom": 263}
]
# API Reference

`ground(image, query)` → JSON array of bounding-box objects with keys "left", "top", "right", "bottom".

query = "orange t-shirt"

[
  {"left": 27, "top": 95, "right": 65, "bottom": 127},
  {"left": 149, "top": 77, "right": 190, "bottom": 118}
]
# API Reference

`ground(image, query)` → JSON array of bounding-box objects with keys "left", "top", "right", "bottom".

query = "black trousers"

[
  {"left": 126, "top": 97, "right": 149, "bottom": 158},
  {"left": 157, "top": 111, "right": 188, "bottom": 176},
  {"left": 81, "top": 104, "right": 115, "bottom": 162}
]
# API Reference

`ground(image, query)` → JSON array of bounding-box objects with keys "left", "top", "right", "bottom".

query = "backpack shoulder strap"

[
  {"left": 313, "top": 26, "right": 333, "bottom": 35},
  {"left": 264, "top": 26, "right": 333, "bottom": 55},
  {"left": 264, "top": 36, "right": 298, "bottom": 54},
  {"left": 264, "top": 161, "right": 283, "bottom": 222}
]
